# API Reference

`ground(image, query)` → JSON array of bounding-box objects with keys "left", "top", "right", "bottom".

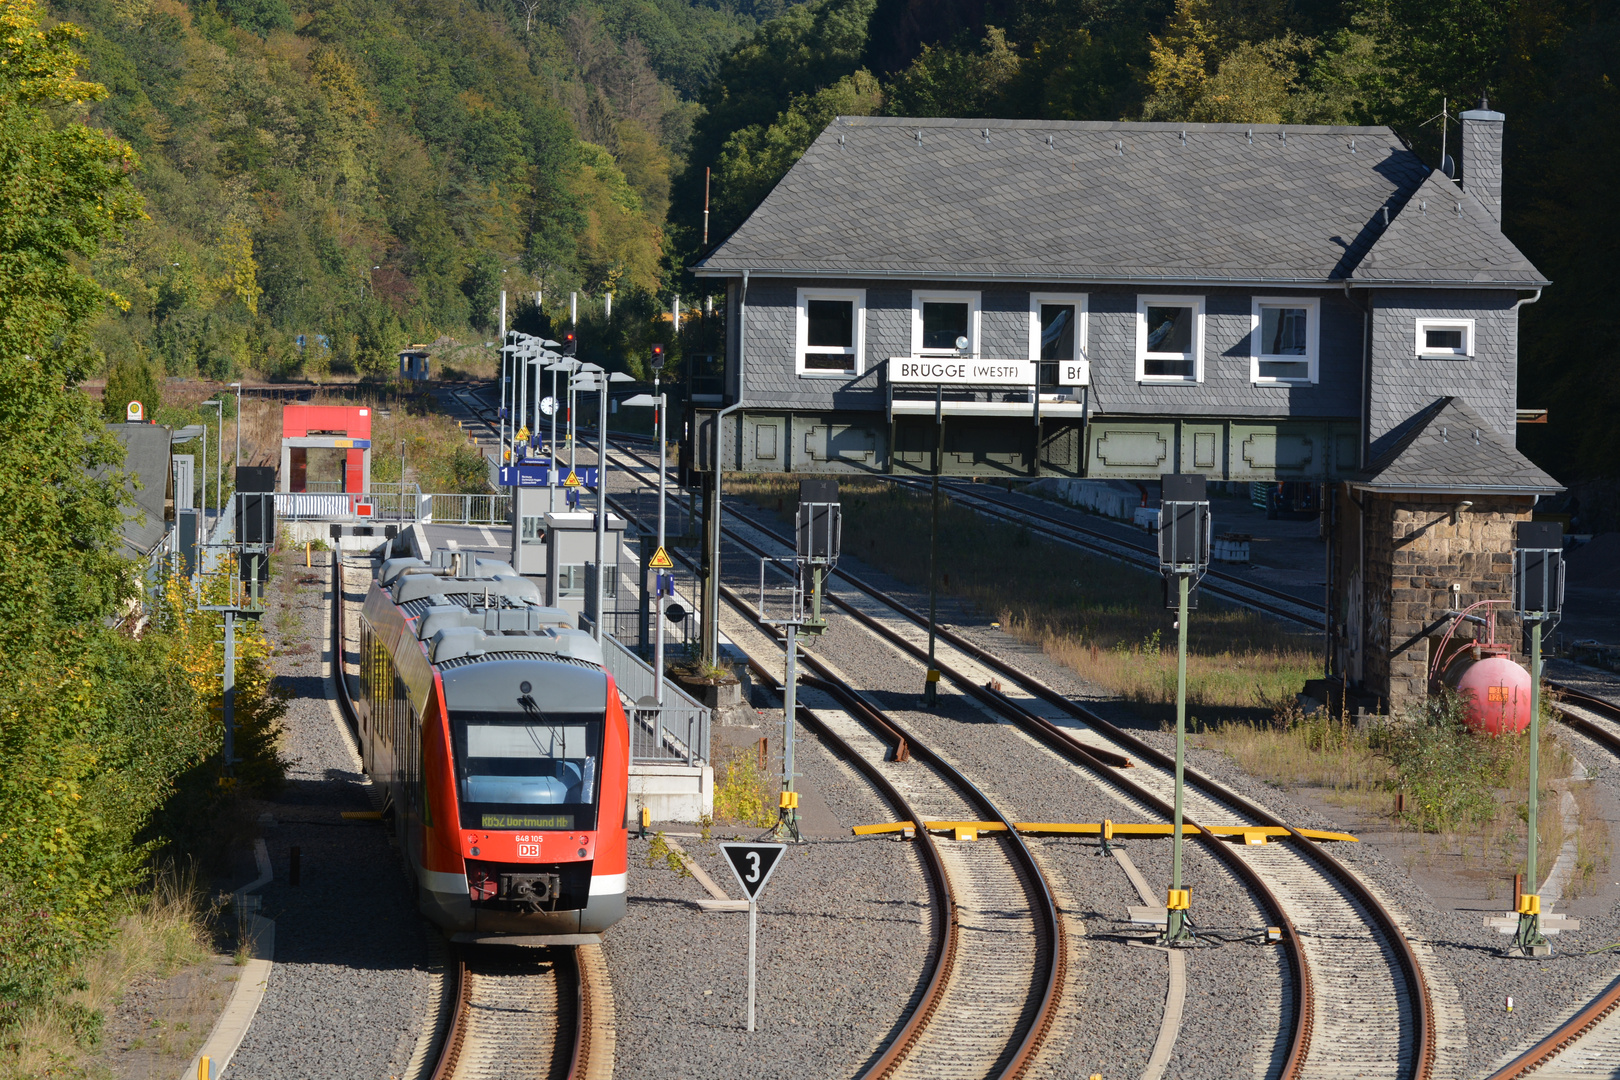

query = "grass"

[
  {"left": 1197, "top": 695, "right": 1611, "bottom": 894},
  {"left": 0, "top": 865, "right": 215, "bottom": 1079},
  {"left": 728, "top": 474, "right": 1321, "bottom": 716}
]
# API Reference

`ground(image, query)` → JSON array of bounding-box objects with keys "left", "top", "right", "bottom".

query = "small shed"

[{"left": 399, "top": 346, "right": 431, "bottom": 381}]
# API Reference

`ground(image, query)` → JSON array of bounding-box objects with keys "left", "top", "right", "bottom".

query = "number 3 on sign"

[{"left": 745, "top": 852, "right": 761, "bottom": 883}]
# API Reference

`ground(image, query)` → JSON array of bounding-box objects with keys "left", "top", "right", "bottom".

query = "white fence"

[{"left": 267, "top": 487, "right": 509, "bottom": 527}]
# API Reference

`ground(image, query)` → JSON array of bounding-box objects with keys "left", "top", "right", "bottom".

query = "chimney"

[{"left": 1459, "top": 96, "right": 1505, "bottom": 224}]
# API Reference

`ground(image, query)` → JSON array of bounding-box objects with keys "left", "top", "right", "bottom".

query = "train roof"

[
  {"left": 392, "top": 572, "right": 541, "bottom": 606},
  {"left": 438, "top": 653, "right": 608, "bottom": 714}
]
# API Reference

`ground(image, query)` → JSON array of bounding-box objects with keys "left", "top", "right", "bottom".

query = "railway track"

[
  {"left": 1476, "top": 680, "right": 1620, "bottom": 1079},
  {"left": 603, "top": 438, "right": 1440, "bottom": 1080},
  {"left": 328, "top": 550, "right": 609, "bottom": 1079},
  {"left": 881, "top": 476, "right": 1328, "bottom": 629},
  {"left": 740, "top": 617, "right": 1063, "bottom": 1079},
  {"left": 449, "top": 380, "right": 1325, "bottom": 628},
  {"left": 447, "top": 380, "right": 1441, "bottom": 1078}
]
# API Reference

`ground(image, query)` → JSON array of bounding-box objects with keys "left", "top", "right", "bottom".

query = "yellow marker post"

[
  {"left": 305, "top": 540, "right": 311, "bottom": 568},
  {"left": 198, "top": 1056, "right": 211, "bottom": 1080}
]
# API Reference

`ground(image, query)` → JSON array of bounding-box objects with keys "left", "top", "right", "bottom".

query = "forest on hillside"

[{"left": 54, "top": 0, "right": 1620, "bottom": 493}]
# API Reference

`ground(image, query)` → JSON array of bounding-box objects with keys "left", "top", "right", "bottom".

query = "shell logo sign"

[{"left": 126, "top": 400, "right": 144, "bottom": 422}]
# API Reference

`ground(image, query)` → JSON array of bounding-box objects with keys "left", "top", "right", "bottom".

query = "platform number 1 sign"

[{"left": 719, "top": 843, "right": 786, "bottom": 1032}]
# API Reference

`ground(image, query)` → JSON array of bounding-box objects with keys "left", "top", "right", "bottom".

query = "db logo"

[{"left": 517, "top": 844, "right": 540, "bottom": 858}]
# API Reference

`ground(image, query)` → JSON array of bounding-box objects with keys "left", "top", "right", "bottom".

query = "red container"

[{"left": 1444, "top": 655, "right": 1533, "bottom": 735}]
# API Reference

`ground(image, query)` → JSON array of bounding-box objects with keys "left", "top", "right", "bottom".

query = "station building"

[{"left": 689, "top": 111, "right": 1561, "bottom": 712}]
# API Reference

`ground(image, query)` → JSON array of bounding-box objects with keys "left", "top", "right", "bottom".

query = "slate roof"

[
  {"left": 102, "top": 423, "right": 172, "bottom": 558},
  {"left": 694, "top": 116, "right": 1547, "bottom": 288},
  {"left": 1357, "top": 397, "right": 1561, "bottom": 494},
  {"left": 1355, "top": 170, "right": 1547, "bottom": 286}
]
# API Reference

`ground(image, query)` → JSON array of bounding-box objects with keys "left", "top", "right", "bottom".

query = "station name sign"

[
  {"left": 889, "top": 357, "right": 1035, "bottom": 385},
  {"left": 887, "top": 357, "right": 1088, "bottom": 387}
]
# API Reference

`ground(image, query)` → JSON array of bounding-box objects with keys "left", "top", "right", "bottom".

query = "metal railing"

[
  {"left": 273, "top": 492, "right": 356, "bottom": 519},
  {"left": 424, "top": 493, "right": 510, "bottom": 526},
  {"left": 590, "top": 629, "right": 710, "bottom": 766}
]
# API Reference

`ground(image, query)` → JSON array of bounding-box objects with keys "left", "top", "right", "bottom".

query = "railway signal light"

[
  {"left": 1157, "top": 473, "right": 1209, "bottom": 948},
  {"left": 1510, "top": 520, "right": 1563, "bottom": 958},
  {"left": 561, "top": 332, "right": 577, "bottom": 357},
  {"left": 651, "top": 343, "right": 664, "bottom": 366}
]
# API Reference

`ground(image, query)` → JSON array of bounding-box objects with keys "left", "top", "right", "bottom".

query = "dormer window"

[
  {"left": 1251, "top": 296, "right": 1319, "bottom": 384},
  {"left": 1416, "top": 318, "right": 1475, "bottom": 358},
  {"left": 795, "top": 288, "right": 865, "bottom": 376},
  {"left": 1136, "top": 295, "right": 1203, "bottom": 383}
]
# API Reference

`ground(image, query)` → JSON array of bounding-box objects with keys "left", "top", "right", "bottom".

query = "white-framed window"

[
  {"left": 910, "top": 291, "right": 981, "bottom": 356},
  {"left": 1028, "top": 292, "right": 1089, "bottom": 388},
  {"left": 1250, "top": 296, "right": 1320, "bottom": 384},
  {"left": 794, "top": 288, "right": 866, "bottom": 377},
  {"left": 1136, "top": 295, "right": 1204, "bottom": 383},
  {"left": 1415, "top": 317, "right": 1475, "bottom": 358}
]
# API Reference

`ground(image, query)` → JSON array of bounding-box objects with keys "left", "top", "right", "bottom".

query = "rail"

[{"left": 682, "top": 472, "right": 1442, "bottom": 1080}]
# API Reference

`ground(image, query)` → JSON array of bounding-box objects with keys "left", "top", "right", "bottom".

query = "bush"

[{"left": 1374, "top": 690, "right": 1511, "bottom": 832}]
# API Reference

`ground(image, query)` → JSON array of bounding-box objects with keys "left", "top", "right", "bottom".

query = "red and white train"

[{"left": 354, "top": 550, "right": 629, "bottom": 940}]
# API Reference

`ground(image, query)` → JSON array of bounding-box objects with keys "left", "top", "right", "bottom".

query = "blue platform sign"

[{"left": 499, "top": 463, "right": 598, "bottom": 489}]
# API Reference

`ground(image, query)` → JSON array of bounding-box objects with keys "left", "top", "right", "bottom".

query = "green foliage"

[
  {"left": 1374, "top": 690, "right": 1510, "bottom": 832},
  {"left": 101, "top": 358, "right": 162, "bottom": 421},
  {"left": 710, "top": 69, "right": 883, "bottom": 230},
  {"left": 885, "top": 26, "right": 1020, "bottom": 117}
]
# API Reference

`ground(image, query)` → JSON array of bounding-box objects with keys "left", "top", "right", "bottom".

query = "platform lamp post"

[
  {"left": 230, "top": 382, "right": 242, "bottom": 473},
  {"left": 571, "top": 365, "right": 633, "bottom": 641},
  {"left": 1157, "top": 473, "right": 1211, "bottom": 948},
  {"left": 623, "top": 376, "right": 668, "bottom": 703},
  {"left": 546, "top": 358, "right": 580, "bottom": 511},
  {"left": 202, "top": 399, "right": 223, "bottom": 529},
  {"left": 1511, "top": 520, "right": 1564, "bottom": 958}
]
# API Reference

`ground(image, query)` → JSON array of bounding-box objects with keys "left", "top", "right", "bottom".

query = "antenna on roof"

[
  {"left": 838, "top": 133, "right": 845, "bottom": 147},
  {"left": 1246, "top": 128, "right": 1253, "bottom": 145},
  {"left": 1280, "top": 130, "right": 1287, "bottom": 146},
  {"left": 1382, "top": 206, "right": 1389, "bottom": 226},
  {"left": 982, "top": 127, "right": 990, "bottom": 145},
  {"left": 1419, "top": 198, "right": 1428, "bottom": 213},
  {"left": 1455, "top": 201, "right": 1463, "bottom": 217},
  {"left": 1179, "top": 129, "right": 1186, "bottom": 146},
  {"left": 1421, "top": 96, "right": 1461, "bottom": 183},
  {"left": 1046, "top": 134, "right": 1054, "bottom": 148},
  {"left": 1350, "top": 137, "right": 1357, "bottom": 154},
  {"left": 915, "top": 129, "right": 923, "bottom": 145},
  {"left": 1115, "top": 139, "right": 1124, "bottom": 156}
]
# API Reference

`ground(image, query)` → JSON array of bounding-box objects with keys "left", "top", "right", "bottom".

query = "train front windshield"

[{"left": 452, "top": 712, "right": 603, "bottom": 830}]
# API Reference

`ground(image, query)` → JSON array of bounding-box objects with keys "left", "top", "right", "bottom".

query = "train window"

[{"left": 452, "top": 711, "right": 603, "bottom": 831}]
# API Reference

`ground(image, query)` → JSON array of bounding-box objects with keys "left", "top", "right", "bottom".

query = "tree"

[
  {"left": 885, "top": 27, "right": 1022, "bottom": 118},
  {"left": 0, "top": 0, "right": 144, "bottom": 635},
  {"left": 102, "top": 359, "right": 162, "bottom": 421},
  {"left": 710, "top": 70, "right": 884, "bottom": 235}
]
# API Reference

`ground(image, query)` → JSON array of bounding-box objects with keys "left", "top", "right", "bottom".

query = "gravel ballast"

[{"left": 228, "top": 554, "right": 433, "bottom": 1080}]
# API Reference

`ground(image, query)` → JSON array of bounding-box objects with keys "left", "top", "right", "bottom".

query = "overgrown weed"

[
  {"left": 712, "top": 748, "right": 776, "bottom": 827},
  {"left": 1, "top": 864, "right": 213, "bottom": 1077}
]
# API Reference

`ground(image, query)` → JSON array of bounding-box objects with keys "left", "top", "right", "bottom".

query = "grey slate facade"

[{"left": 693, "top": 115, "right": 1550, "bottom": 484}]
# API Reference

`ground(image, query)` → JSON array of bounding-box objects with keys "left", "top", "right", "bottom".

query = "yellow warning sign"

[
  {"left": 563, "top": 471, "right": 581, "bottom": 487},
  {"left": 649, "top": 546, "right": 674, "bottom": 569}
]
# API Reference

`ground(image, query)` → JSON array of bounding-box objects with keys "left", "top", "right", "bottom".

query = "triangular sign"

[
  {"left": 649, "top": 546, "right": 674, "bottom": 570},
  {"left": 719, "top": 842, "right": 785, "bottom": 900},
  {"left": 563, "top": 471, "right": 581, "bottom": 487}
]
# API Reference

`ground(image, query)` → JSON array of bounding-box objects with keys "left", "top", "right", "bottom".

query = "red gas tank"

[{"left": 1442, "top": 655, "right": 1534, "bottom": 735}]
